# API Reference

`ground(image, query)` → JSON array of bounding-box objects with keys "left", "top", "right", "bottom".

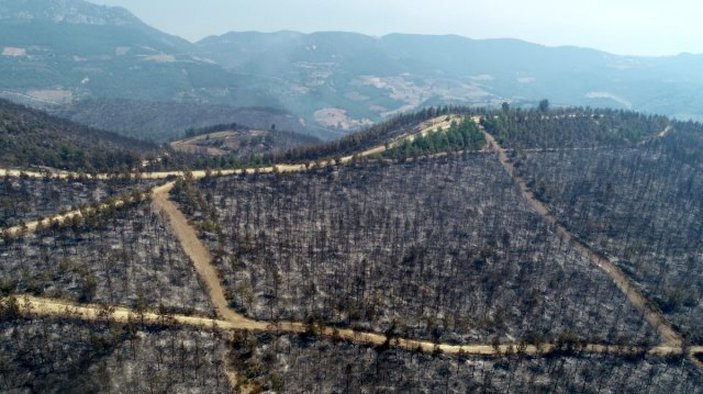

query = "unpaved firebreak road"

[
  {"left": 2, "top": 114, "right": 701, "bottom": 380},
  {"left": 7, "top": 295, "right": 697, "bottom": 359},
  {"left": 476, "top": 120, "right": 683, "bottom": 348},
  {"left": 0, "top": 115, "right": 460, "bottom": 182},
  {"left": 0, "top": 115, "right": 457, "bottom": 238},
  {"left": 151, "top": 182, "right": 263, "bottom": 328}
]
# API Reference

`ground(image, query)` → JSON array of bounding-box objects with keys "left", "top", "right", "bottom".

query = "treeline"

[
  {"left": 173, "top": 124, "right": 321, "bottom": 168},
  {"left": 655, "top": 119, "right": 703, "bottom": 167},
  {"left": 183, "top": 122, "right": 244, "bottom": 138},
  {"left": 183, "top": 124, "right": 319, "bottom": 147},
  {"left": 384, "top": 117, "right": 485, "bottom": 158},
  {"left": 482, "top": 107, "right": 670, "bottom": 148},
  {"left": 265, "top": 106, "right": 487, "bottom": 164},
  {"left": 159, "top": 107, "right": 486, "bottom": 171},
  {"left": 0, "top": 99, "right": 159, "bottom": 172}
]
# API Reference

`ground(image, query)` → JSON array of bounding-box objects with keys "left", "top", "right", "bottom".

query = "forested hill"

[
  {"left": 0, "top": 99, "right": 158, "bottom": 172},
  {"left": 269, "top": 107, "right": 482, "bottom": 163}
]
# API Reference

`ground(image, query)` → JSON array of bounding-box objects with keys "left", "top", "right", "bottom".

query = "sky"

[{"left": 90, "top": 0, "right": 701, "bottom": 56}]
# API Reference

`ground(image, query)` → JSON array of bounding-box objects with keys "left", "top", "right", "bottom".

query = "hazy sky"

[{"left": 90, "top": 0, "right": 700, "bottom": 56}]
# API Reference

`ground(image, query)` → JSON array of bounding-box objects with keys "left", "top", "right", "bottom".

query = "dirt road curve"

[
  {"left": 477, "top": 120, "right": 683, "bottom": 348},
  {"left": 152, "top": 181, "right": 267, "bottom": 328},
  {"left": 0, "top": 116, "right": 459, "bottom": 182}
]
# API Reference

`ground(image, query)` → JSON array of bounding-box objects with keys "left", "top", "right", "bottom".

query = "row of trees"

[
  {"left": 482, "top": 108, "right": 670, "bottom": 149},
  {"left": 266, "top": 106, "right": 488, "bottom": 164},
  {"left": 0, "top": 176, "right": 155, "bottom": 228},
  {"left": 383, "top": 117, "right": 485, "bottom": 159}
]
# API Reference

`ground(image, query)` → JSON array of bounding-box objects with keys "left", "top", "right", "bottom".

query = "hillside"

[
  {"left": 1, "top": 108, "right": 703, "bottom": 392},
  {"left": 0, "top": 98, "right": 157, "bottom": 171},
  {"left": 171, "top": 124, "right": 320, "bottom": 158},
  {"left": 0, "top": 0, "right": 216, "bottom": 102},
  {"left": 2, "top": 0, "right": 703, "bottom": 142},
  {"left": 0, "top": 0, "right": 295, "bottom": 139},
  {"left": 53, "top": 98, "right": 314, "bottom": 142},
  {"left": 198, "top": 32, "right": 703, "bottom": 127}
]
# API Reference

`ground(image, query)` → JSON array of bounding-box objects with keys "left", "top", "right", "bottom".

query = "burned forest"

[{"left": 1, "top": 108, "right": 702, "bottom": 393}]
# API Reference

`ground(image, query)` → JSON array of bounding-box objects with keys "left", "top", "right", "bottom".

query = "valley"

[
  {"left": 3, "top": 0, "right": 703, "bottom": 143},
  {"left": 1, "top": 1, "right": 702, "bottom": 392}
]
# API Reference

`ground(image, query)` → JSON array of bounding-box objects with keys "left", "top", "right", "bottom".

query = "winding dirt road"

[
  {"left": 0, "top": 116, "right": 459, "bottom": 182},
  {"left": 2, "top": 114, "right": 702, "bottom": 385}
]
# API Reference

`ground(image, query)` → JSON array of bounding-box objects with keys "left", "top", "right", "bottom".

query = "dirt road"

[
  {"left": 1, "top": 191, "right": 151, "bottom": 238},
  {"left": 7, "top": 295, "right": 694, "bottom": 359},
  {"left": 477, "top": 120, "right": 683, "bottom": 347},
  {"left": 3, "top": 114, "right": 701, "bottom": 383},
  {"left": 0, "top": 115, "right": 460, "bottom": 182},
  {"left": 151, "top": 181, "right": 267, "bottom": 329}
]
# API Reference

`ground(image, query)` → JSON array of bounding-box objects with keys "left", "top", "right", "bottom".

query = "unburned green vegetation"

[{"left": 383, "top": 116, "right": 485, "bottom": 158}]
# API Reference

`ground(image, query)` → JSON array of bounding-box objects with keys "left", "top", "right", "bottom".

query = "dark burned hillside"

[
  {"left": 0, "top": 176, "right": 159, "bottom": 228},
  {"left": 173, "top": 153, "right": 654, "bottom": 345},
  {"left": 0, "top": 317, "right": 229, "bottom": 393},
  {"left": 1, "top": 106, "right": 703, "bottom": 393},
  {"left": 483, "top": 109, "right": 703, "bottom": 340},
  {"left": 227, "top": 332, "right": 703, "bottom": 393},
  {"left": 0, "top": 99, "right": 158, "bottom": 172},
  {"left": 0, "top": 199, "right": 213, "bottom": 315}
]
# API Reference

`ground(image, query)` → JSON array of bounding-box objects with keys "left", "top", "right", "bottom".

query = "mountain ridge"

[{"left": 2, "top": 0, "right": 703, "bottom": 143}]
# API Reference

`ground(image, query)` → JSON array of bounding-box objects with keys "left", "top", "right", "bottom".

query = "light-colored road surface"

[
  {"left": 477, "top": 120, "right": 683, "bottom": 348},
  {"left": 8, "top": 295, "right": 698, "bottom": 359},
  {"left": 0, "top": 115, "right": 460, "bottom": 181},
  {"left": 3, "top": 114, "right": 703, "bottom": 383},
  {"left": 658, "top": 125, "right": 673, "bottom": 138},
  {"left": 152, "top": 181, "right": 269, "bottom": 329},
  {"left": 1, "top": 191, "right": 152, "bottom": 238}
]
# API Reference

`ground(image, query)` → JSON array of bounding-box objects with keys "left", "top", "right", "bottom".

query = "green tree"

[{"left": 538, "top": 99, "right": 550, "bottom": 112}]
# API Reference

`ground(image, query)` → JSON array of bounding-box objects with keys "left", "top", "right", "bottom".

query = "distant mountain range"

[{"left": 1, "top": 0, "right": 702, "bottom": 141}]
